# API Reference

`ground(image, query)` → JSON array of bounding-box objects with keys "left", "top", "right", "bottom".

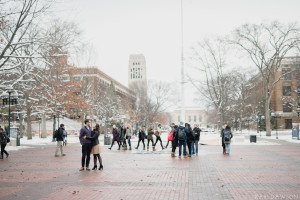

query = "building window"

[
  {"left": 188, "top": 116, "right": 191, "bottom": 122},
  {"left": 194, "top": 116, "right": 196, "bottom": 122},
  {"left": 283, "top": 102, "right": 293, "bottom": 112},
  {"left": 282, "top": 68, "right": 291, "bottom": 80},
  {"left": 74, "top": 76, "right": 81, "bottom": 81},
  {"left": 297, "top": 86, "right": 300, "bottom": 96},
  {"left": 178, "top": 115, "right": 180, "bottom": 122},
  {"left": 282, "top": 86, "right": 291, "bottom": 96},
  {"left": 285, "top": 119, "right": 292, "bottom": 129}
]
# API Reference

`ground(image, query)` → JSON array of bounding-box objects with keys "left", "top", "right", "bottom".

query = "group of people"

[{"left": 109, "top": 124, "right": 133, "bottom": 150}]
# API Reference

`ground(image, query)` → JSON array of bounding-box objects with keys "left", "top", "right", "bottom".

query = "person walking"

[
  {"left": 186, "top": 123, "right": 195, "bottom": 157},
  {"left": 126, "top": 124, "right": 132, "bottom": 150},
  {"left": 120, "top": 125, "right": 127, "bottom": 150},
  {"left": 154, "top": 124, "right": 164, "bottom": 150},
  {"left": 146, "top": 126, "right": 155, "bottom": 151},
  {"left": 165, "top": 123, "right": 175, "bottom": 148},
  {"left": 0, "top": 128, "right": 9, "bottom": 159},
  {"left": 177, "top": 122, "right": 188, "bottom": 158},
  {"left": 171, "top": 125, "right": 178, "bottom": 157},
  {"left": 109, "top": 125, "right": 121, "bottom": 150},
  {"left": 223, "top": 125, "right": 233, "bottom": 155},
  {"left": 220, "top": 124, "right": 227, "bottom": 155},
  {"left": 54, "top": 124, "right": 66, "bottom": 157},
  {"left": 79, "top": 119, "right": 92, "bottom": 171},
  {"left": 84, "top": 123, "right": 103, "bottom": 170},
  {"left": 192, "top": 124, "right": 201, "bottom": 155},
  {"left": 135, "top": 126, "right": 146, "bottom": 150}
]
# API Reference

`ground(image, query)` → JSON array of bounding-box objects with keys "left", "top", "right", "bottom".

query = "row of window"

[
  {"left": 282, "top": 67, "right": 300, "bottom": 80},
  {"left": 130, "top": 68, "right": 143, "bottom": 79},
  {"left": 177, "top": 115, "right": 202, "bottom": 123},
  {"left": 133, "top": 62, "right": 140, "bottom": 65}
]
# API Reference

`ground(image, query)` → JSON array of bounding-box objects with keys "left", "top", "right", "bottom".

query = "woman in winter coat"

[
  {"left": 223, "top": 125, "right": 233, "bottom": 155},
  {"left": 126, "top": 125, "right": 132, "bottom": 150},
  {"left": 0, "top": 128, "right": 9, "bottom": 159},
  {"left": 108, "top": 125, "right": 121, "bottom": 150},
  {"left": 84, "top": 123, "right": 103, "bottom": 170},
  {"left": 120, "top": 125, "right": 127, "bottom": 148},
  {"left": 147, "top": 126, "right": 155, "bottom": 151},
  {"left": 135, "top": 126, "right": 146, "bottom": 150},
  {"left": 186, "top": 123, "right": 195, "bottom": 157},
  {"left": 171, "top": 125, "right": 179, "bottom": 157}
]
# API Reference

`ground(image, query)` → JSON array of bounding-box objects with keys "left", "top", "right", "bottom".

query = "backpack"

[
  {"left": 168, "top": 132, "right": 174, "bottom": 141},
  {"left": 53, "top": 130, "right": 58, "bottom": 138},
  {"left": 178, "top": 128, "right": 186, "bottom": 140},
  {"left": 224, "top": 130, "right": 231, "bottom": 142}
]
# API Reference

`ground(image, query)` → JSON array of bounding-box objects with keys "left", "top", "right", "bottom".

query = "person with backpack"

[
  {"left": 154, "top": 124, "right": 164, "bottom": 150},
  {"left": 165, "top": 123, "right": 175, "bottom": 148},
  {"left": 222, "top": 125, "right": 233, "bottom": 155},
  {"left": 135, "top": 126, "right": 146, "bottom": 150},
  {"left": 108, "top": 125, "right": 121, "bottom": 150},
  {"left": 176, "top": 122, "right": 188, "bottom": 158},
  {"left": 192, "top": 124, "right": 201, "bottom": 155},
  {"left": 186, "top": 123, "right": 195, "bottom": 157},
  {"left": 146, "top": 126, "right": 155, "bottom": 151},
  {"left": 171, "top": 125, "right": 178, "bottom": 157},
  {"left": 0, "top": 128, "right": 9, "bottom": 159},
  {"left": 84, "top": 123, "right": 103, "bottom": 170},
  {"left": 54, "top": 124, "right": 66, "bottom": 157}
]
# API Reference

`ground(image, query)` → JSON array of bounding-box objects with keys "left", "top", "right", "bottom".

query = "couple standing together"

[{"left": 79, "top": 119, "right": 103, "bottom": 171}]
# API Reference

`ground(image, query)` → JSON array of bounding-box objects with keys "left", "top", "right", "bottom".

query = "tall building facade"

[{"left": 128, "top": 54, "right": 147, "bottom": 94}]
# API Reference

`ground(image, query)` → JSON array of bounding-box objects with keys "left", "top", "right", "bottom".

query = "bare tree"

[{"left": 232, "top": 21, "right": 300, "bottom": 136}]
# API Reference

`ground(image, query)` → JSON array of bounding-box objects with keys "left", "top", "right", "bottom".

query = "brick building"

[{"left": 245, "top": 57, "right": 300, "bottom": 130}]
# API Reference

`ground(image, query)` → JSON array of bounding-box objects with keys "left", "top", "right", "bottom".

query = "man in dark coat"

[
  {"left": 54, "top": 124, "right": 66, "bottom": 157},
  {"left": 0, "top": 128, "right": 9, "bottom": 159},
  {"left": 79, "top": 119, "right": 92, "bottom": 171}
]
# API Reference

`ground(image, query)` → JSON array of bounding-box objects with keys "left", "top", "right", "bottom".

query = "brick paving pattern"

[{"left": 0, "top": 140, "right": 299, "bottom": 200}]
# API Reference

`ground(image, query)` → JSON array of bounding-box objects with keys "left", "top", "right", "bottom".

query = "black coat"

[
  {"left": 56, "top": 127, "right": 64, "bottom": 141},
  {"left": 187, "top": 128, "right": 195, "bottom": 143},
  {"left": 193, "top": 128, "right": 201, "bottom": 140},
  {"left": 221, "top": 129, "right": 225, "bottom": 148},
  {"left": 172, "top": 130, "right": 179, "bottom": 147},
  {"left": 86, "top": 130, "right": 99, "bottom": 146},
  {"left": 138, "top": 130, "right": 146, "bottom": 140},
  {"left": 0, "top": 132, "right": 8, "bottom": 145}
]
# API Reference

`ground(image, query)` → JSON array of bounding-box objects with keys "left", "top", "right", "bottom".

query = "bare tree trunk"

[
  {"left": 26, "top": 108, "right": 32, "bottom": 140},
  {"left": 19, "top": 114, "right": 24, "bottom": 138},
  {"left": 41, "top": 113, "right": 47, "bottom": 138},
  {"left": 265, "top": 92, "right": 271, "bottom": 136}
]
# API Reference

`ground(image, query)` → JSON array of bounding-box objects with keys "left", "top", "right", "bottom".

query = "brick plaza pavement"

[{"left": 0, "top": 140, "right": 299, "bottom": 200}]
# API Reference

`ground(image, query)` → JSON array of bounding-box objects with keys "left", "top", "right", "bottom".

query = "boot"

[
  {"left": 223, "top": 147, "right": 226, "bottom": 155},
  {"left": 99, "top": 165, "right": 103, "bottom": 170},
  {"left": 152, "top": 146, "right": 155, "bottom": 151},
  {"left": 171, "top": 152, "right": 176, "bottom": 158},
  {"left": 129, "top": 146, "right": 132, "bottom": 150},
  {"left": 135, "top": 146, "right": 138, "bottom": 149},
  {"left": 147, "top": 146, "right": 149, "bottom": 151},
  {"left": 92, "top": 165, "right": 97, "bottom": 170}
]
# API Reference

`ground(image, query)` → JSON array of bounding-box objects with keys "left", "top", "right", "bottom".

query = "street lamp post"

[
  {"left": 271, "top": 112, "right": 282, "bottom": 139},
  {"left": 256, "top": 113, "right": 265, "bottom": 137},
  {"left": 1, "top": 86, "right": 20, "bottom": 138},
  {"left": 296, "top": 106, "right": 300, "bottom": 140},
  {"left": 37, "top": 115, "right": 41, "bottom": 138}
]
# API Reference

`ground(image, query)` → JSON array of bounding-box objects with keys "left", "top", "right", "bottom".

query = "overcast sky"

[{"left": 53, "top": 0, "right": 300, "bottom": 107}]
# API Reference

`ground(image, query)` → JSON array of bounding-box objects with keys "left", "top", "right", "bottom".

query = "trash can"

[
  {"left": 104, "top": 135, "right": 111, "bottom": 145},
  {"left": 250, "top": 135, "right": 257, "bottom": 143}
]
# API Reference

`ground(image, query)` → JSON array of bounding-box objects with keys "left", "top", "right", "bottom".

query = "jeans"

[
  {"left": 178, "top": 140, "right": 187, "bottom": 156},
  {"left": 63, "top": 136, "right": 66, "bottom": 146},
  {"left": 193, "top": 140, "right": 199, "bottom": 154},
  {"left": 55, "top": 141, "right": 64, "bottom": 155},
  {"left": 81, "top": 143, "right": 92, "bottom": 168},
  {"left": 127, "top": 136, "right": 131, "bottom": 147},
  {"left": 225, "top": 143, "right": 231, "bottom": 154},
  {"left": 154, "top": 136, "right": 164, "bottom": 148},
  {"left": 147, "top": 139, "right": 154, "bottom": 147},
  {"left": 137, "top": 139, "right": 145, "bottom": 148},
  {"left": 187, "top": 142, "right": 192, "bottom": 155},
  {"left": 1, "top": 144, "right": 8, "bottom": 157}
]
